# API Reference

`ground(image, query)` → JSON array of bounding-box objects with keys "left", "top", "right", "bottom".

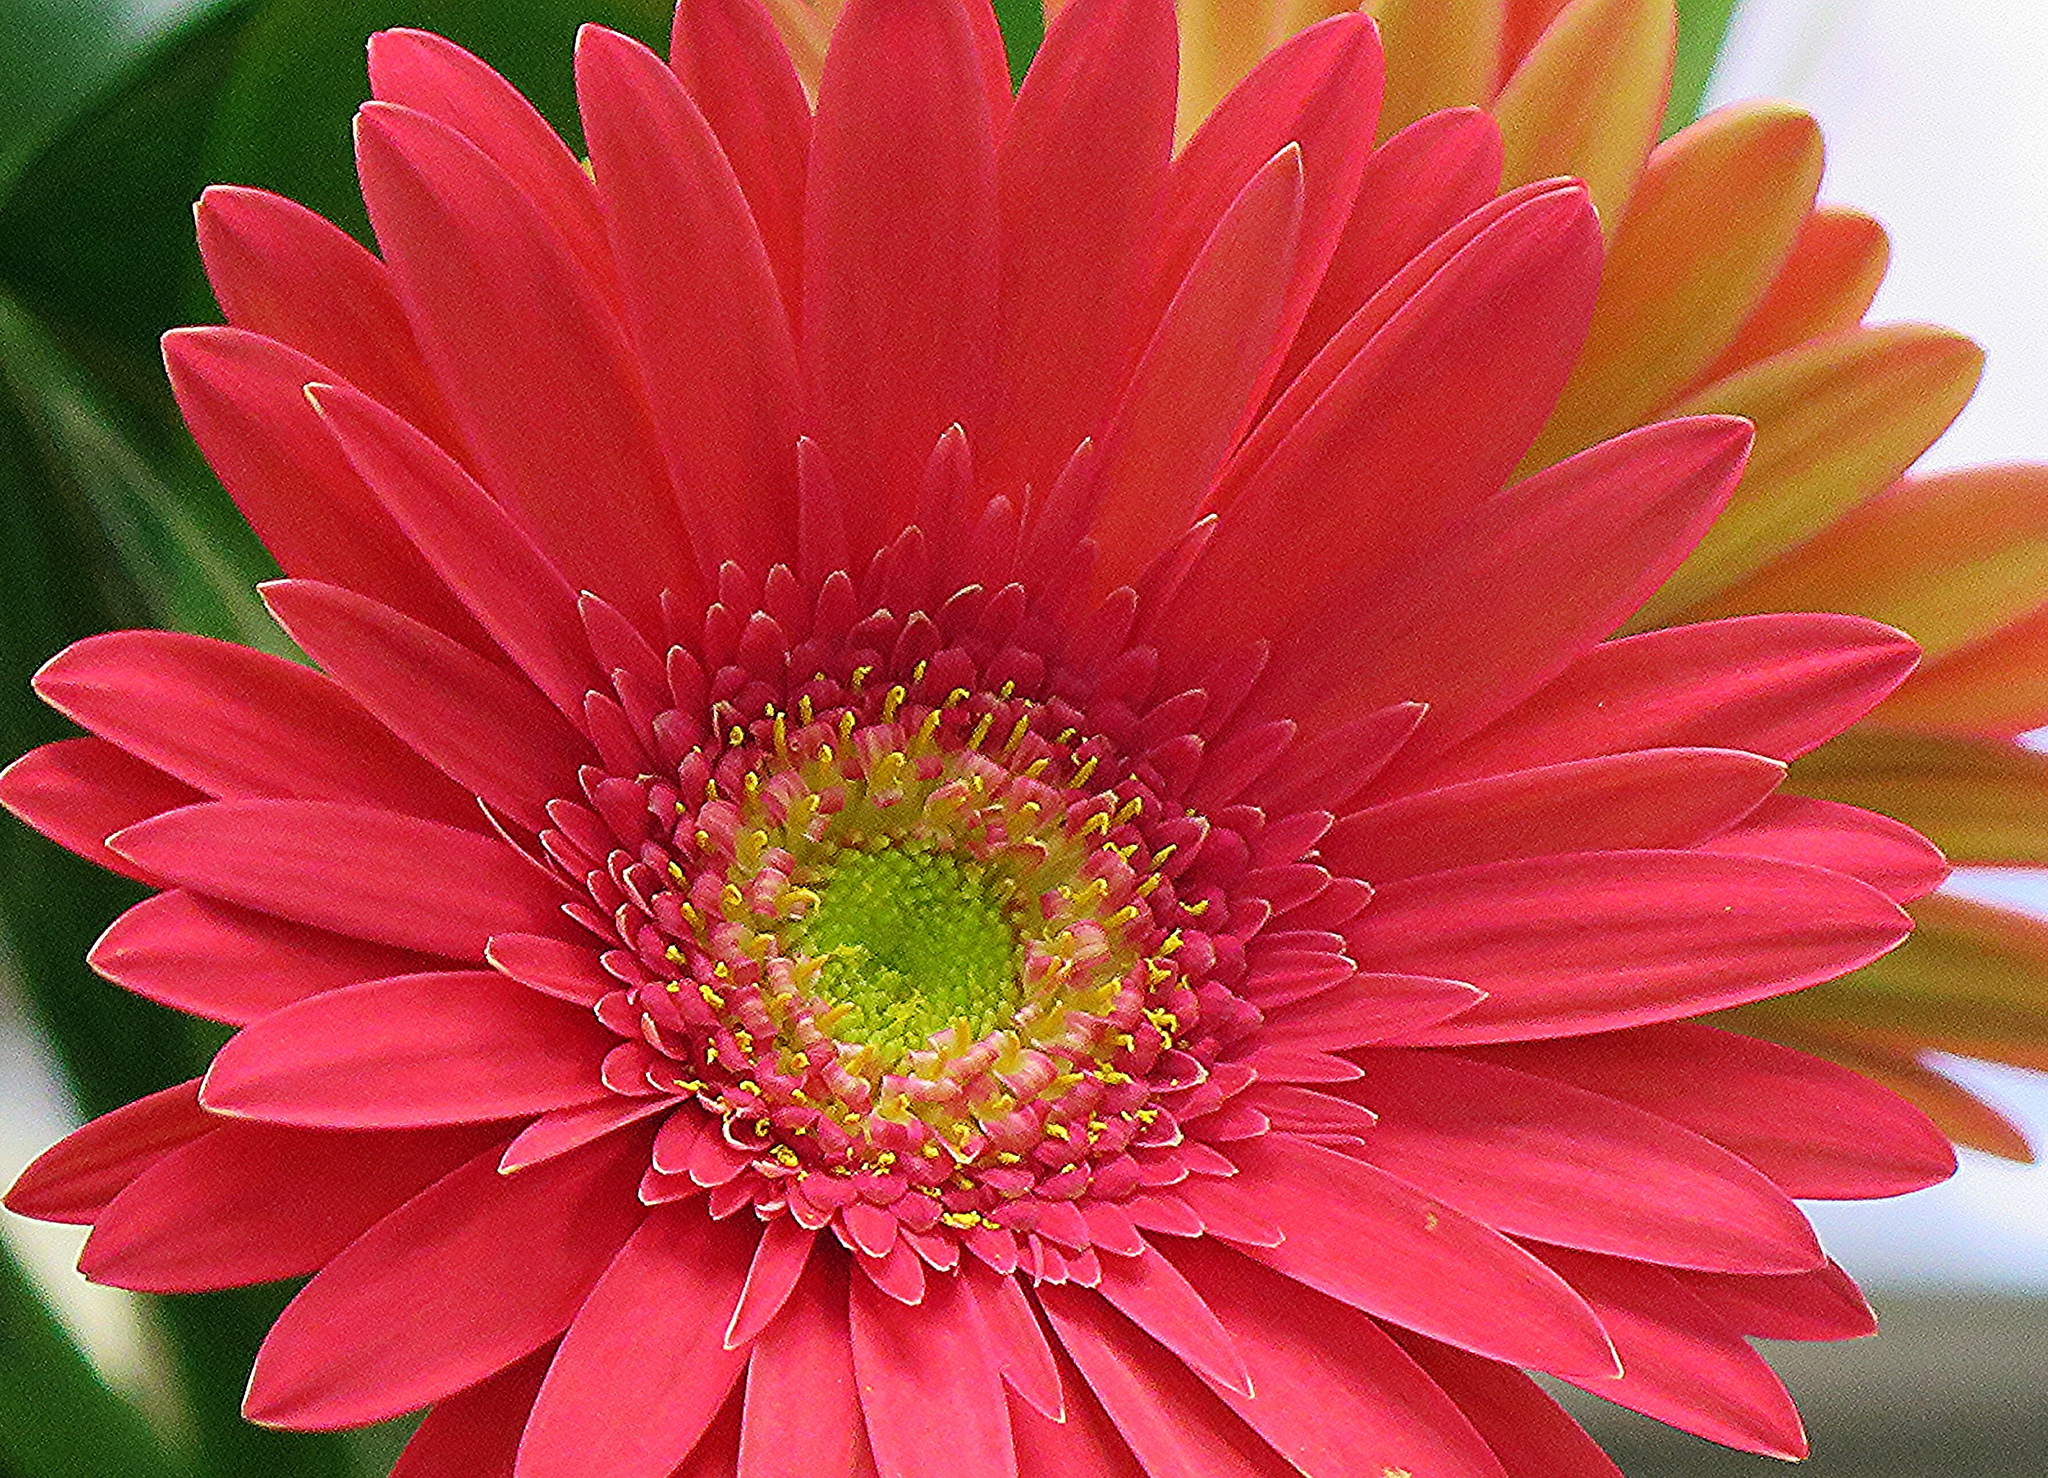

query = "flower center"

[{"left": 796, "top": 844, "right": 1019, "bottom": 1061}]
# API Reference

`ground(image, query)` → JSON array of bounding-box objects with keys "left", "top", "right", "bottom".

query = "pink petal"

[
  {"left": 852, "top": 1264, "right": 1016, "bottom": 1478},
  {"left": 304, "top": 380, "right": 602, "bottom": 720},
  {"left": 194, "top": 185, "right": 461, "bottom": 450},
  {"left": 989, "top": 0, "right": 1176, "bottom": 501},
  {"left": 668, "top": 0, "right": 811, "bottom": 316},
  {"left": 1538, "top": 1245, "right": 1808, "bottom": 1460},
  {"left": 1388, "top": 1329, "right": 1626, "bottom": 1478},
  {"left": 368, "top": 29, "right": 616, "bottom": 300},
  {"left": 1184, "top": 1135, "right": 1618, "bottom": 1378},
  {"left": 1092, "top": 1242, "right": 1251, "bottom": 1396},
  {"left": 1169, "top": 1238, "right": 1510, "bottom": 1478},
  {"left": 262, "top": 579, "right": 585, "bottom": 832},
  {"left": 1391, "top": 613, "right": 1919, "bottom": 793},
  {"left": 1038, "top": 1283, "right": 1296, "bottom": 1476},
  {"left": 1468, "top": 1023, "right": 1957, "bottom": 1199},
  {"left": 801, "top": 0, "right": 999, "bottom": 558},
  {"left": 161, "top": 327, "right": 477, "bottom": 640},
  {"left": 109, "top": 799, "right": 568, "bottom": 959},
  {"left": 485, "top": 934, "right": 614, "bottom": 1007},
  {"left": 1089, "top": 144, "right": 1304, "bottom": 594},
  {"left": 577, "top": 26, "right": 802, "bottom": 580},
  {"left": 500, "top": 1098, "right": 670, "bottom": 1173},
  {"left": 203, "top": 970, "right": 611, "bottom": 1128},
  {"left": 1700, "top": 794, "right": 1948, "bottom": 903},
  {"left": 4, "top": 1081, "right": 214, "bottom": 1224},
  {"left": 246, "top": 1135, "right": 646, "bottom": 1428},
  {"left": 34, "top": 628, "right": 475, "bottom": 828},
  {"left": 1325, "top": 747, "right": 1784, "bottom": 882},
  {"left": 82, "top": 1121, "right": 493, "bottom": 1291},
  {"left": 1283, "top": 106, "right": 1503, "bottom": 386},
  {"left": 962, "top": 1265, "right": 1064, "bottom": 1420},
  {"left": 1673, "top": 1260, "right": 1876, "bottom": 1342},
  {"left": 0, "top": 737, "right": 201, "bottom": 883},
  {"left": 356, "top": 100, "right": 693, "bottom": 628},
  {"left": 1008, "top": 1368, "right": 1145, "bottom": 1477},
  {"left": 725, "top": 1216, "right": 817, "bottom": 1349},
  {"left": 1347, "top": 1048, "right": 1824, "bottom": 1273},
  {"left": 1157, "top": 185, "right": 1601, "bottom": 688},
  {"left": 91, "top": 889, "right": 439, "bottom": 1026},
  {"left": 517, "top": 1207, "right": 754, "bottom": 1478},
  {"left": 1356, "top": 851, "right": 1910, "bottom": 1043},
  {"left": 390, "top": 1345, "right": 550, "bottom": 1478},
  {"left": 739, "top": 1258, "right": 880, "bottom": 1478}
]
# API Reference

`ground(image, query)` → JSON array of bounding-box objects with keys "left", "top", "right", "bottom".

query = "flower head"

[{"left": 2, "top": 0, "right": 1959, "bottom": 1473}]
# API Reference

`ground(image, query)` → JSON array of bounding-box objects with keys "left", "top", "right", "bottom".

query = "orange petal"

[
  {"left": 1877, "top": 592, "right": 2048, "bottom": 738},
  {"left": 1529, "top": 103, "right": 1822, "bottom": 467},
  {"left": 1692, "top": 206, "right": 1890, "bottom": 391},
  {"left": 1695, "top": 465, "right": 2048, "bottom": 660},
  {"left": 1497, "top": 0, "right": 1574, "bottom": 87},
  {"left": 1493, "top": 0, "right": 1675, "bottom": 232},
  {"left": 1630, "top": 323, "right": 1983, "bottom": 625},
  {"left": 1367, "top": 0, "right": 1505, "bottom": 137},
  {"left": 1785, "top": 726, "right": 2048, "bottom": 868},
  {"left": 1177, "top": 0, "right": 1295, "bottom": 141}
]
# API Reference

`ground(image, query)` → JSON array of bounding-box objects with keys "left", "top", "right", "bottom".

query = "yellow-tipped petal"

[
  {"left": 1876, "top": 594, "right": 2048, "bottom": 739},
  {"left": 1527, "top": 103, "right": 1822, "bottom": 467},
  {"left": 1786, "top": 727, "right": 2048, "bottom": 867},
  {"left": 1695, "top": 466, "right": 2048, "bottom": 660},
  {"left": 1365, "top": 0, "right": 1505, "bottom": 137},
  {"left": 1493, "top": 0, "right": 1675, "bottom": 230},
  {"left": 1630, "top": 323, "right": 1983, "bottom": 625},
  {"left": 1694, "top": 206, "right": 1890, "bottom": 390}
]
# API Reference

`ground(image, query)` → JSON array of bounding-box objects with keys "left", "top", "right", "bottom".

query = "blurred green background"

[{"left": 14, "top": 2, "right": 2002, "bottom": 1477}]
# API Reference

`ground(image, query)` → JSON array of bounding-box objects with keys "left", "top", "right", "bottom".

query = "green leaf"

[
  {"left": 1664, "top": 0, "right": 1742, "bottom": 135},
  {"left": 991, "top": 0, "right": 1045, "bottom": 86},
  {"left": 0, "top": 1237, "right": 182, "bottom": 1478}
]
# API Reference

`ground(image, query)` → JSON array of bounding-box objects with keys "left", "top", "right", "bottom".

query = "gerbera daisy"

[{"left": 2, "top": 0, "right": 1959, "bottom": 1473}]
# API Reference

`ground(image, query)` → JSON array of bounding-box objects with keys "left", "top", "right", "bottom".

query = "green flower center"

[{"left": 796, "top": 843, "right": 1020, "bottom": 1060}]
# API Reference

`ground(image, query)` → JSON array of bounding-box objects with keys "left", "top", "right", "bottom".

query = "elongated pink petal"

[
  {"left": 1388, "top": 1330, "right": 1626, "bottom": 1478},
  {"left": 1093, "top": 1242, "right": 1251, "bottom": 1396},
  {"left": 109, "top": 800, "right": 568, "bottom": 959},
  {"left": 852, "top": 1265, "right": 1017, "bottom": 1478},
  {"left": 962, "top": 1266, "right": 1064, "bottom": 1419},
  {"left": 4, "top": 1081, "right": 214, "bottom": 1224},
  {"left": 740, "top": 1259, "right": 879, "bottom": 1478},
  {"left": 203, "top": 971, "right": 612, "bottom": 1128},
  {"left": 35, "top": 628, "right": 475, "bottom": 828},
  {"left": 369, "top": 29, "right": 616, "bottom": 299},
  {"left": 725, "top": 1216, "right": 816, "bottom": 1349},
  {"left": 1039, "top": 1283, "right": 1297, "bottom": 1477},
  {"left": 1539, "top": 1245, "right": 1808, "bottom": 1459},
  {"left": 304, "top": 381, "right": 602, "bottom": 721},
  {"left": 161, "top": 327, "right": 478, "bottom": 640},
  {"left": 1008, "top": 1368, "right": 1145, "bottom": 1477},
  {"left": 1348, "top": 1048, "right": 1823, "bottom": 1272},
  {"left": 91, "top": 889, "right": 440, "bottom": 1025},
  {"left": 1185, "top": 1135, "right": 1618, "bottom": 1378},
  {"left": 1089, "top": 145, "right": 1303, "bottom": 593},
  {"left": 1674, "top": 1260, "right": 1876, "bottom": 1342},
  {"left": 500, "top": 1098, "right": 668, "bottom": 1172},
  {"left": 0, "top": 737, "right": 201, "bottom": 883},
  {"left": 82, "top": 1121, "right": 492, "bottom": 1291},
  {"left": 485, "top": 934, "right": 613, "bottom": 1007},
  {"left": 1156, "top": 186, "right": 1603, "bottom": 687},
  {"left": 803, "top": 0, "right": 999, "bottom": 558},
  {"left": 578, "top": 26, "right": 802, "bottom": 580},
  {"left": 263, "top": 580, "right": 586, "bottom": 832},
  {"left": 518, "top": 1207, "right": 755, "bottom": 1478},
  {"left": 1357, "top": 851, "right": 1909, "bottom": 1042},
  {"left": 195, "top": 185, "right": 460, "bottom": 448},
  {"left": 246, "top": 1135, "right": 646, "bottom": 1428},
  {"left": 1700, "top": 794, "right": 1947, "bottom": 903},
  {"left": 1247, "top": 969, "right": 1480, "bottom": 1039},
  {"left": 357, "top": 100, "right": 692, "bottom": 628},
  {"left": 669, "top": 0, "right": 811, "bottom": 316},
  {"left": 990, "top": 0, "right": 1177, "bottom": 500},
  {"left": 391, "top": 1346, "right": 550, "bottom": 1478},
  {"left": 1326, "top": 747, "right": 1783, "bottom": 882},
  {"left": 1469, "top": 1023, "right": 1957, "bottom": 1198},
  {"left": 1170, "top": 1239, "right": 1511, "bottom": 1478},
  {"left": 1389, "top": 613, "right": 1919, "bottom": 792}
]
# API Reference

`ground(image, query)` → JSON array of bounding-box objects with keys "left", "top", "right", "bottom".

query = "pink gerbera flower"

[{"left": 1, "top": 0, "right": 1961, "bottom": 1473}]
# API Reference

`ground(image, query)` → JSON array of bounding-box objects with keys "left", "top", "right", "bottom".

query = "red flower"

[{"left": 3, "top": 1, "right": 1956, "bottom": 1473}]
